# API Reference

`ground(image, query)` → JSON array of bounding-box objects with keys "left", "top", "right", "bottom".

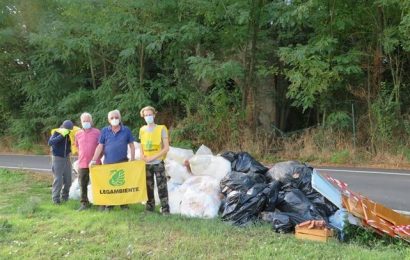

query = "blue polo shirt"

[{"left": 99, "top": 124, "right": 135, "bottom": 164}]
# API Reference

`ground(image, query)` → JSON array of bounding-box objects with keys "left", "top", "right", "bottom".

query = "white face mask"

[
  {"left": 82, "top": 122, "right": 91, "bottom": 129},
  {"left": 110, "top": 118, "right": 120, "bottom": 127},
  {"left": 144, "top": 115, "right": 154, "bottom": 124}
]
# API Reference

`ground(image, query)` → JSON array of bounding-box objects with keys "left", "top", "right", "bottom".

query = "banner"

[{"left": 90, "top": 161, "right": 147, "bottom": 205}]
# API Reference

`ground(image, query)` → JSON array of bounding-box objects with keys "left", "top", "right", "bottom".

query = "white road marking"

[
  {"left": 395, "top": 210, "right": 410, "bottom": 216},
  {"left": 0, "top": 165, "right": 50, "bottom": 172},
  {"left": 318, "top": 168, "right": 410, "bottom": 177},
  {"left": 0, "top": 154, "right": 50, "bottom": 157}
]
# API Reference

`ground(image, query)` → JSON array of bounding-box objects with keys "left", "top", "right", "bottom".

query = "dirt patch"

[{"left": 21, "top": 171, "right": 53, "bottom": 182}]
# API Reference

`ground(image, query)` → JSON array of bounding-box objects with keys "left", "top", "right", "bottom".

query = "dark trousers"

[
  {"left": 146, "top": 161, "right": 169, "bottom": 212},
  {"left": 78, "top": 168, "right": 90, "bottom": 204}
]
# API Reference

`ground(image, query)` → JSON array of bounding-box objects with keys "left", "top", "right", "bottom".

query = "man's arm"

[
  {"left": 89, "top": 143, "right": 104, "bottom": 166},
  {"left": 48, "top": 132, "right": 64, "bottom": 146}
]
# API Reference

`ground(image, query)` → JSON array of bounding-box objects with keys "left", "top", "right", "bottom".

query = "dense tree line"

[{"left": 1, "top": 0, "right": 409, "bottom": 155}]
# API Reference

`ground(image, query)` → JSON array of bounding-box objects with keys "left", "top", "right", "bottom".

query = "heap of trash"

[{"left": 69, "top": 144, "right": 410, "bottom": 243}]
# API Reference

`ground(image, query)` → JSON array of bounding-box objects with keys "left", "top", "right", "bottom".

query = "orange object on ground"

[
  {"left": 361, "top": 197, "right": 397, "bottom": 237},
  {"left": 342, "top": 194, "right": 365, "bottom": 220},
  {"left": 295, "top": 220, "right": 334, "bottom": 242},
  {"left": 373, "top": 203, "right": 410, "bottom": 226},
  {"left": 393, "top": 225, "right": 410, "bottom": 242},
  {"left": 326, "top": 174, "right": 410, "bottom": 242}
]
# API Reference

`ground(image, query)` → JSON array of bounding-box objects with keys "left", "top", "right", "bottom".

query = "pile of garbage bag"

[
  {"left": 219, "top": 155, "right": 338, "bottom": 230},
  {"left": 69, "top": 143, "right": 409, "bottom": 242}
]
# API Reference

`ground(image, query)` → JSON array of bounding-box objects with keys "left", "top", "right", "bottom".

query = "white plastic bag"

[
  {"left": 195, "top": 144, "right": 213, "bottom": 155},
  {"left": 165, "top": 159, "right": 191, "bottom": 184},
  {"left": 179, "top": 176, "right": 221, "bottom": 218},
  {"left": 69, "top": 178, "right": 94, "bottom": 203},
  {"left": 166, "top": 147, "right": 194, "bottom": 164},
  {"left": 127, "top": 141, "right": 141, "bottom": 160},
  {"left": 69, "top": 178, "right": 80, "bottom": 200},
  {"left": 189, "top": 155, "right": 231, "bottom": 182},
  {"left": 168, "top": 181, "right": 185, "bottom": 214},
  {"left": 87, "top": 184, "right": 93, "bottom": 204}
]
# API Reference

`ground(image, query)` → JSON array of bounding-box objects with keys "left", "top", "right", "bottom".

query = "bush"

[
  {"left": 326, "top": 111, "right": 351, "bottom": 130},
  {"left": 399, "top": 146, "right": 410, "bottom": 163},
  {"left": 330, "top": 150, "right": 350, "bottom": 164},
  {"left": 171, "top": 85, "right": 243, "bottom": 152}
]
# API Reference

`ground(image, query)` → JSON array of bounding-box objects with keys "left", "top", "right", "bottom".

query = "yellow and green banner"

[{"left": 90, "top": 161, "right": 147, "bottom": 205}]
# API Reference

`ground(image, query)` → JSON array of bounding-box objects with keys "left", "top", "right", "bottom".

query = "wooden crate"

[{"left": 295, "top": 226, "right": 334, "bottom": 242}]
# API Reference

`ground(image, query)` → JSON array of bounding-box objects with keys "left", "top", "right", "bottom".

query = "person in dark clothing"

[{"left": 48, "top": 120, "right": 73, "bottom": 204}]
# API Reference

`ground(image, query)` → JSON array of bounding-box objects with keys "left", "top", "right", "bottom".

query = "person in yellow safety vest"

[
  {"left": 48, "top": 120, "right": 76, "bottom": 204},
  {"left": 51, "top": 125, "right": 81, "bottom": 155},
  {"left": 139, "top": 106, "right": 170, "bottom": 215}
]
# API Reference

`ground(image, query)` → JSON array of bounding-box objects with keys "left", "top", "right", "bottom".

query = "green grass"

[
  {"left": 0, "top": 169, "right": 409, "bottom": 259},
  {"left": 330, "top": 150, "right": 351, "bottom": 164}
]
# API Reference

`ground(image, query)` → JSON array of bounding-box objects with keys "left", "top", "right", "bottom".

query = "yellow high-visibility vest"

[
  {"left": 51, "top": 126, "right": 81, "bottom": 155},
  {"left": 139, "top": 125, "right": 168, "bottom": 160}
]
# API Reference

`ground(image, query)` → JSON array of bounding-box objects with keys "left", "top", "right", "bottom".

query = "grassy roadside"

[
  {"left": 1, "top": 133, "right": 409, "bottom": 169},
  {"left": 0, "top": 169, "right": 409, "bottom": 259}
]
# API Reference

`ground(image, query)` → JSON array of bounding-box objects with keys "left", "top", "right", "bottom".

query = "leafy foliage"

[{"left": 0, "top": 0, "right": 410, "bottom": 155}]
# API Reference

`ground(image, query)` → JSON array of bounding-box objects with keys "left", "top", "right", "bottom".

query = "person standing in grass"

[
  {"left": 139, "top": 106, "right": 170, "bottom": 215},
  {"left": 89, "top": 109, "right": 135, "bottom": 211},
  {"left": 48, "top": 120, "right": 74, "bottom": 205},
  {"left": 75, "top": 112, "right": 101, "bottom": 211}
]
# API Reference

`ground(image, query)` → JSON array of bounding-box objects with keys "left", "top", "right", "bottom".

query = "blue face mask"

[
  {"left": 144, "top": 115, "right": 154, "bottom": 124},
  {"left": 82, "top": 122, "right": 91, "bottom": 129}
]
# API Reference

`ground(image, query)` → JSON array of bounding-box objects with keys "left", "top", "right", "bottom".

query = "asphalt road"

[
  {"left": 316, "top": 166, "right": 410, "bottom": 212},
  {"left": 0, "top": 154, "right": 52, "bottom": 172},
  {"left": 0, "top": 154, "right": 409, "bottom": 211}
]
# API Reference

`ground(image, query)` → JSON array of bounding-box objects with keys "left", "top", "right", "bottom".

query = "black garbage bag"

[
  {"left": 220, "top": 151, "right": 236, "bottom": 163},
  {"left": 220, "top": 171, "right": 267, "bottom": 195},
  {"left": 260, "top": 211, "right": 307, "bottom": 233},
  {"left": 264, "top": 180, "right": 281, "bottom": 212},
  {"left": 276, "top": 189, "right": 324, "bottom": 221},
  {"left": 268, "top": 161, "right": 338, "bottom": 217},
  {"left": 221, "top": 151, "right": 269, "bottom": 175},
  {"left": 305, "top": 193, "right": 339, "bottom": 218},
  {"left": 221, "top": 183, "right": 274, "bottom": 226},
  {"left": 266, "top": 161, "right": 313, "bottom": 186}
]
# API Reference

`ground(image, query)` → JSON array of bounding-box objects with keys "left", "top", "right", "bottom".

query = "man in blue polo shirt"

[{"left": 90, "top": 109, "right": 135, "bottom": 211}]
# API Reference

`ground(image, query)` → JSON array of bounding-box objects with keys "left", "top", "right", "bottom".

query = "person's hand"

[
  {"left": 143, "top": 156, "right": 153, "bottom": 163},
  {"left": 88, "top": 160, "right": 97, "bottom": 168}
]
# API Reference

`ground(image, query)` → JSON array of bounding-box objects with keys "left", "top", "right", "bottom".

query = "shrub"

[{"left": 330, "top": 150, "right": 350, "bottom": 164}]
